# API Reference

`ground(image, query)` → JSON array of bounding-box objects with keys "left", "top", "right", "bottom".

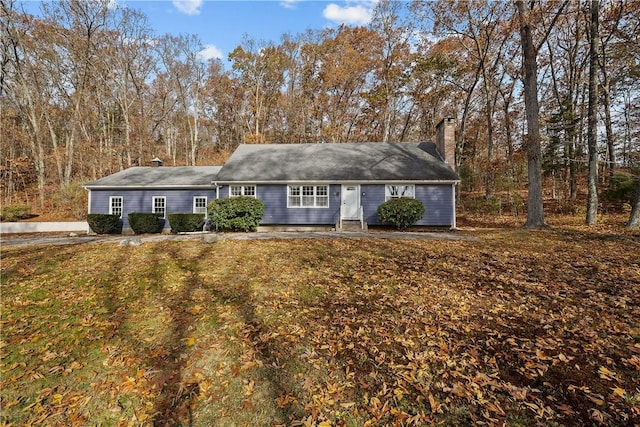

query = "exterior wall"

[
  {"left": 89, "top": 183, "right": 455, "bottom": 230},
  {"left": 361, "top": 184, "right": 455, "bottom": 227},
  {"left": 89, "top": 189, "right": 217, "bottom": 230},
  {"left": 222, "top": 183, "right": 454, "bottom": 227},
  {"left": 219, "top": 184, "right": 342, "bottom": 225}
]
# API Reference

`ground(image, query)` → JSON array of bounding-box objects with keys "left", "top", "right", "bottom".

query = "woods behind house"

[{"left": 1, "top": 0, "right": 639, "bottom": 223}]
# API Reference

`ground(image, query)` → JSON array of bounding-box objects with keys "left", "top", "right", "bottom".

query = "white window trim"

[
  {"left": 385, "top": 184, "right": 415, "bottom": 201},
  {"left": 229, "top": 185, "right": 256, "bottom": 198},
  {"left": 287, "top": 185, "right": 329, "bottom": 208},
  {"left": 152, "top": 196, "right": 166, "bottom": 218},
  {"left": 193, "top": 196, "right": 207, "bottom": 214},
  {"left": 109, "top": 196, "right": 123, "bottom": 218}
]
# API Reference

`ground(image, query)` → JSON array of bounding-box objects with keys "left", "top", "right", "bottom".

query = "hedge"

[
  {"left": 87, "top": 214, "right": 122, "bottom": 234},
  {"left": 208, "top": 196, "right": 264, "bottom": 232},
  {"left": 377, "top": 198, "right": 425, "bottom": 230},
  {"left": 168, "top": 213, "right": 205, "bottom": 233},
  {"left": 128, "top": 212, "right": 164, "bottom": 234}
]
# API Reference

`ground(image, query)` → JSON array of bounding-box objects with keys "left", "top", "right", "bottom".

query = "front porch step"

[{"left": 339, "top": 220, "right": 368, "bottom": 232}]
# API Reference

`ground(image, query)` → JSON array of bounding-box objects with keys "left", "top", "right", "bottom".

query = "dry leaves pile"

[{"left": 1, "top": 225, "right": 639, "bottom": 426}]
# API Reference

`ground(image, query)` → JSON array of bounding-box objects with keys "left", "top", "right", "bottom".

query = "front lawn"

[{"left": 1, "top": 223, "right": 639, "bottom": 426}]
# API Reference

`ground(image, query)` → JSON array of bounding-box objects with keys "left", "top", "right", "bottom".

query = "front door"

[{"left": 341, "top": 185, "right": 360, "bottom": 219}]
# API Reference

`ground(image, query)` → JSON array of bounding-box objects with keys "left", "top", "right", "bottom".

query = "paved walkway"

[{"left": 1, "top": 230, "right": 477, "bottom": 248}]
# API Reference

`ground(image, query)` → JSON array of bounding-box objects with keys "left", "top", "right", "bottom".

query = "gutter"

[
  {"left": 83, "top": 184, "right": 220, "bottom": 190},
  {"left": 213, "top": 179, "right": 461, "bottom": 185}
]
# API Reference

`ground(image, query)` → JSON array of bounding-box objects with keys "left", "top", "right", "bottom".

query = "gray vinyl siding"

[
  {"left": 90, "top": 189, "right": 217, "bottom": 230},
  {"left": 361, "top": 184, "right": 454, "bottom": 226}
]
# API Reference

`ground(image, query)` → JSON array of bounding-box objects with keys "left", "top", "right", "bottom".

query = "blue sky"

[
  {"left": 136, "top": 0, "right": 377, "bottom": 60},
  {"left": 22, "top": 0, "right": 378, "bottom": 61}
]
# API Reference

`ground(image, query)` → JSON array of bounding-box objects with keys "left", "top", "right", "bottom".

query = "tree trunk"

[
  {"left": 627, "top": 178, "right": 640, "bottom": 228},
  {"left": 586, "top": 0, "right": 599, "bottom": 225},
  {"left": 601, "top": 68, "right": 614, "bottom": 184},
  {"left": 515, "top": 0, "right": 546, "bottom": 228}
]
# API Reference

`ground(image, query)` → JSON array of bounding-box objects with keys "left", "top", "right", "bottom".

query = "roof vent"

[{"left": 151, "top": 157, "right": 163, "bottom": 167}]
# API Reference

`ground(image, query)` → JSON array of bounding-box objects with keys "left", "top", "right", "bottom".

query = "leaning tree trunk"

[
  {"left": 515, "top": 0, "right": 547, "bottom": 228},
  {"left": 627, "top": 179, "right": 640, "bottom": 228},
  {"left": 586, "top": 0, "right": 600, "bottom": 225}
]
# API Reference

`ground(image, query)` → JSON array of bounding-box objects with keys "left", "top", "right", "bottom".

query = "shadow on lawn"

[
  {"left": 90, "top": 244, "right": 199, "bottom": 426},
  {"left": 146, "top": 244, "right": 294, "bottom": 426},
  {"left": 147, "top": 245, "right": 201, "bottom": 426}
]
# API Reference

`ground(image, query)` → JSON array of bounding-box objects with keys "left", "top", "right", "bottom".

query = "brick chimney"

[
  {"left": 435, "top": 117, "right": 456, "bottom": 170},
  {"left": 151, "top": 157, "right": 163, "bottom": 167}
]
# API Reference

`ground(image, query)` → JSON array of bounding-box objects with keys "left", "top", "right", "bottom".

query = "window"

[
  {"left": 109, "top": 196, "right": 123, "bottom": 218},
  {"left": 229, "top": 185, "right": 256, "bottom": 197},
  {"left": 288, "top": 185, "right": 329, "bottom": 208},
  {"left": 193, "top": 196, "right": 207, "bottom": 214},
  {"left": 152, "top": 196, "right": 166, "bottom": 218},
  {"left": 385, "top": 184, "right": 415, "bottom": 201}
]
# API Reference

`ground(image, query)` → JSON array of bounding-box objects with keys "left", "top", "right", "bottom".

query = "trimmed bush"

[
  {"left": 1, "top": 205, "right": 31, "bottom": 222},
  {"left": 168, "top": 213, "right": 205, "bottom": 233},
  {"left": 208, "top": 196, "right": 264, "bottom": 232},
  {"left": 128, "top": 212, "right": 164, "bottom": 234},
  {"left": 377, "top": 198, "right": 425, "bottom": 230},
  {"left": 87, "top": 214, "right": 122, "bottom": 234}
]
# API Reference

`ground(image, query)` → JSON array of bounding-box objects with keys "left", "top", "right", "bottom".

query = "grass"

[{"left": 1, "top": 215, "right": 639, "bottom": 426}]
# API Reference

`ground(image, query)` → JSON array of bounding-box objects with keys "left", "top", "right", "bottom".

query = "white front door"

[{"left": 341, "top": 185, "right": 360, "bottom": 219}]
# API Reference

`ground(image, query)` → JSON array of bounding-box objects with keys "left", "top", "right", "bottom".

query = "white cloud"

[
  {"left": 172, "top": 0, "right": 203, "bottom": 16},
  {"left": 198, "top": 44, "right": 223, "bottom": 61},
  {"left": 323, "top": 2, "right": 373, "bottom": 26},
  {"left": 280, "top": 0, "right": 298, "bottom": 9}
]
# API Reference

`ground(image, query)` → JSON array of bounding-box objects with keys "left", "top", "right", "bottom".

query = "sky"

[
  {"left": 21, "top": 0, "right": 379, "bottom": 62},
  {"left": 136, "top": 0, "right": 378, "bottom": 60}
]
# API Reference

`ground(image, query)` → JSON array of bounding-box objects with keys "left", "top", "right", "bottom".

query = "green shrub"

[
  {"left": 87, "top": 214, "right": 122, "bottom": 234},
  {"left": 602, "top": 173, "right": 638, "bottom": 205},
  {"left": 168, "top": 213, "right": 205, "bottom": 233},
  {"left": 377, "top": 198, "right": 425, "bottom": 230},
  {"left": 128, "top": 212, "right": 164, "bottom": 234},
  {"left": 469, "top": 196, "right": 502, "bottom": 215},
  {"left": 1, "top": 205, "right": 31, "bottom": 222},
  {"left": 208, "top": 196, "right": 264, "bottom": 232}
]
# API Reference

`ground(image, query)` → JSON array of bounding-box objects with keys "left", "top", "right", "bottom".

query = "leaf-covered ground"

[{"left": 1, "top": 221, "right": 639, "bottom": 426}]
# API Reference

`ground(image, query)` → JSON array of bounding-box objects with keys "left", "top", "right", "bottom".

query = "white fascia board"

[
  {"left": 83, "top": 185, "right": 217, "bottom": 190},
  {"left": 214, "top": 179, "right": 460, "bottom": 185}
]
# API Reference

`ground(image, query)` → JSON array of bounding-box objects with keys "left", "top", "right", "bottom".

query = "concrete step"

[{"left": 339, "top": 220, "right": 367, "bottom": 232}]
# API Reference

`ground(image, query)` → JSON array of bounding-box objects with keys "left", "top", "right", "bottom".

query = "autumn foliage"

[{"left": 1, "top": 223, "right": 639, "bottom": 425}]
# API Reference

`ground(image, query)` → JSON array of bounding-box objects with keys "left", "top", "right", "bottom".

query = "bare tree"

[
  {"left": 586, "top": 0, "right": 600, "bottom": 224},
  {"left": 515, "top": 0, "right": 567, "bottom": 228}
]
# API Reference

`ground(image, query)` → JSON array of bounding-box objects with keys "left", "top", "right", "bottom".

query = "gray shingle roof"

[
  {"left": 215, "top": 142, "right": 459, "bottom": 183},
  {"left": 84, "top": 166, "right": 222, "bottom": 189}
]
